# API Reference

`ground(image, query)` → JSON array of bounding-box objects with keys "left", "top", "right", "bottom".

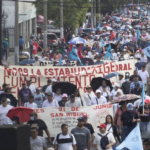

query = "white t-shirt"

[
  {"left": 24, "top": 102, "right": 38, "bottom": 108},
  {"left": 140, "top": 56, "right": 147, "bottom": 63},
  {"left": 42, "top": 99, "right": 59, "bottom": 108},
  {"left": 65, "top": 100, "right": 82, "bottom": 107},
  {"left": 75, "top": 97, "right": 86, "bottom": 106},
  {"left": 106, "top": 124, "right": 113, "bottom": 133},
  {"left": 45, "top": 85, "right": 52, "bottom": 94},
  {"left": 53, "top": 94, "right": 62, "bottom": 102},
  {"left": 91, "top": 96, "right": 107, "bottom": 105},
  {"left": 99, "top": 86, "right": 110, "bottom": 91},
  {"left": 84, "top": 92, "right": 96, "bottom": 106},
  {"left": 0, "top": 105, "right": 13, "bottom": 118},
  {"left": 112, "top": 53, "right": 118, "bottom": 60},
  {"left": 93, "top": 132, "right": 115, "bottom": 150},
  {"left": 138, "top": 70, "right": 149, "bottom": 83},
  {"left": 53, "top": 133, "right": 76, "bottom": 150},
  {"left": 27, "top": 84, "right": 36, "bottom": 94},
  {"left": 39, "top": 56, "right": 46, "bottom": 61}
]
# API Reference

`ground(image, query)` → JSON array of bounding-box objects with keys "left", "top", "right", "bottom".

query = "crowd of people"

[{"left": 1, "top": 2, "right": 150, "bottom": 150}]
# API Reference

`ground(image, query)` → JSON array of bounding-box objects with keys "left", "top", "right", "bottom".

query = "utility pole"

[
  {"left": 0, "top": 1, "right": 2, "bottom": 65},
  {"left": 60, "top": 0, "right": 64, "bottom": 39},
  {"left": 91, "top": 0, "right": 93, "bottom": 29},
  {"left": 43, "top": 0, "right": 47, "bottom": 50},
  {"left": 15, "top": 0, "right": 19, "bottom": 65},
  {"left": 93, "top": 0, "right": 96, "bottom": 27}
]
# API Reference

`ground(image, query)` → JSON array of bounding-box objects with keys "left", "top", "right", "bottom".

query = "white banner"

[
  {"left": 0, "top": 59, "right": 136, "bottom": 97},
  {"left": 33, "top": 104, "right": 113, "bottom": 137}
]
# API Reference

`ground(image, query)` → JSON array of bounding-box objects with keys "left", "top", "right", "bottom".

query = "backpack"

[
  {"left": 56, "top": 133, "right": 73, "bottom": 144},
  {"left": 98, "top": 133, "right": 109, "bottom": 150}
]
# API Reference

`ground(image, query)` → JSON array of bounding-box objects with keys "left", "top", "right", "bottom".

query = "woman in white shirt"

[
  {"left": 53, "top": 88, "right": 62, "bottom": 102},
  {"left": 74, "top": 89, "right": 86, "bottom": 106},
  {"left": 105, "top": 115, "right": 121, "bottom": 150}
]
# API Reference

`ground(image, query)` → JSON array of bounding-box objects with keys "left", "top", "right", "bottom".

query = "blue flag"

[
  {"left": 116, "top": 124, "right": 143, "bottom": 150},
  {"left": 141, "top": 84, "right": 145, "bottom": 106},
  {"left": 97, "top": 23, "right": 101, "bottom": 30},
  {"left": 124, "top": 7, "right": 127, "bottom": 14},
  {"left": 137, "top": 28, "right": 141, "bottom": 42},
  {"left": 59, "top": 57, "right": 62, "bottom": 66},
  {"left": 104, "top": 44, "right": 113, "bottom": 61},
  {"left": 70, "top": 47, "right": 83, "bottom": 65},
  {"left": 141, "top": 12, "right": 143, "bottom": 18},
  {"left": 101, "top": 37, "right": 105, "bottom": 48},
  {"left": 143, "top": 46, "right": 150, "bottom": 57}
]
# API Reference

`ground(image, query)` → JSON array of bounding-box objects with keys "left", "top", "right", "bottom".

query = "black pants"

[{"left": 19, "top": 45, "right": 23, "bottom": 53}]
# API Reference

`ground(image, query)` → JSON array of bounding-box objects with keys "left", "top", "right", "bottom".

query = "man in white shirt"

[
  {"left": 84, "top": 85, "right": 95, "bottom": 106},
  {"left": 26, "top": 78, "right": 36, "bottom": 94},
  {"left": 117, "top": 73, "right": 125, "bottom": 87},
  {"left": 140, "top": 52, "right": 147, "bottom": 63},
  {"left": 138, "top": 65, "right": 149, "bottom": 84},
  {"left": 39, "top": 53, "right": 46, "bottom": 61},
  {"left": 93, "top": 123, "right": 116, "bottom": 150},
  {"left": 91, "top": 89, "right": 107, "bottom": 105},
  {"left": 24, "top": 95, "right": 37, "bottom": 108},
  {"left": 65, "top": 94, "right": 82, "bottom": 107},
  {"left": 42, "top": 92, "right": 59, "bottom": 107},
  {"left": 53, "top": 124, "right": 77, "bottom": 150},
  {"left": 45, "top": 79, "right": 57, "bottom": 95}
]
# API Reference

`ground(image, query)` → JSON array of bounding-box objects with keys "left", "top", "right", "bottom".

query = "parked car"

[{"left": 39, "top": 33, "right": 59, "bottom": 47}]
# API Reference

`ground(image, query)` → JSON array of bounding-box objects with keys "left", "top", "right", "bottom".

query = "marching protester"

[
  {"left": 121, "top": 77, "right": 131, "bottom": 94},
  {"left": 71, "top": 117, "right": 91, "bottom": 150},
  {"left": 18, "top": 82, "right": 32, "bottom": 106},
  {"left": 26, "top": 78, "right": 36, "bottom": 94},
  {"left": 119, "top": 103, "right": 141, "bottom": 139},
  {"left": 53, "top": 124, "right": 77, "bottom": 150},
  {"left": 74, "top": 89, "right": 86, "bottom": 106},
  {"left": 41, "top": 79, "right": 52, "bottom": 94},
  {"left": 27, "top": 111, "right": 52, "bottom": 143},
  {"left": 58, "top": 93, "right": 68, "bottom": 107},
  {"left": 24, "top": 95, "right": 38, "bottom": 108},
  {"left": 93, "top": 123, "right": 116, "bottom": 150}
]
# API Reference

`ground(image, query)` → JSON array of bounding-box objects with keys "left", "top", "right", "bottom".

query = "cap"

[
  {"left": 5, "top": 38, "right": 8, "bottom": 41},
  {"left": 77, "top": 117, "right": 85, "bottom": 122},
  {"left": 26, "top": 78, "right": 31, "bottom": 81},
  {"left": 86, "top": 85, "right": 92, "bottom": 89},
  {"left": 28, "top": 95, "right": 34, "bottom": 99},
  {"left": 97, "top": 123, "right": 107, "bottom": 129},
  {"left": 70, "top": 94, "right": 75, "bottom": 98},
  {"left": 127, "top": 103, "right": 133, "bottom": 110},
  {"left": 64, "top": 55, "right": 68, "bottom": 58},
  {"left": 96, "top": 89, "right": 102, "bottom": 93},
  {"left": 139, "top": 48, "right": 142, "bottom": 51},
  {"left": 119, "top": 73, "right": 124, "bottom": 76},
  {"left": 62, "top": 93, "right": 68, "bottom": 98},
  {"left": 36, "top": 87, "right": 40, "bottom": 90},
  {"left": 35, "top": 55, "right": 38, "bottom": 58},
  {"left": 7, "top": 98, "right": 10, "bottom": 102},
  {"left": 52, "top": 79, "right": 57, "bottom": 82},
  {"left": 1, "top": 97, "right": 7, "bottom": 101},
  {"left": 22, "top": 82, "right": 26, "bottom": 85},
  {"left": 113, "top": 83, "right": 120, "bottom": 88},
  {"left": 82, "top": 114, "right": 88, "bottom": 119},
  {"left": 47, "top": 92, "right": 53, "bottom": 96}
]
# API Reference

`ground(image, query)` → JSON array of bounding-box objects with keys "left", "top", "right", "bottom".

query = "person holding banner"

[
  {"left": 71, "top": 117, "right": 91, "bottom": 150},
  {"left": 74, "top": 89, "right": 86, "bottom": 106},
  {"left": 53, "top": 124, "right": 77, "bottom": 150}
]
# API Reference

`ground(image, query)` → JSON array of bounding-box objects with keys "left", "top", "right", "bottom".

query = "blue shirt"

[
  {"left": 34, "top": 93, "right": 45, "bottom": 108},
  {"left": 19, "top": 38, "right": 24, "bottom": 46},
  {"left": 130, "top": 81, "right": 143, "bottom": 90}
]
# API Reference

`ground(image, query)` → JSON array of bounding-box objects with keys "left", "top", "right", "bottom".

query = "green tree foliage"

[{"left": 34, "top": 0, "right": 91, "bottom": 30}]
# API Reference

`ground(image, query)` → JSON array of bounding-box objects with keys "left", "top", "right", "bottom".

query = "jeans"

[
  {"left": 140, "top": 121, "right": 150, "bottom": 135},
  {"left": 2, "top": 49, "right": 7, "bottom": 60},
  {"left": 124, "top": 126, "right": 134, "bottom": 139},
  {"left": 117, "top": 125, "right": 125, "bottom": 142},
  {"left": 112, "top": 143, "right": 116, "bottom": 150},
  {"left": 30, "top": 46, "right": 33, "bottom": 59}
]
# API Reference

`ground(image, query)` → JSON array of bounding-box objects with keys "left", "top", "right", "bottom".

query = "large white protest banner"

[
  {"left": 33, "top": 104, "right": 113, "bottom": 137},
  {"left": 0, "top": 59, "right": 135, "bottom": 97}
]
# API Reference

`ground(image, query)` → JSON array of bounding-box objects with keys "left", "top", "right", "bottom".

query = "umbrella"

[
  {"left": 105, "top": 43, "right": 117, "bottom": 49},
  {"left": 111, "top": 94, "right": 141, "bottom": 104},
  {"left": 90, "top": 77, "right": 112, "bottom": 92},
  {"left": 120, "top": 42, "right": 134, "bottom": 50},
  {"left": 99, "top": 33, "right": 110, "bottom": 37},
  {"left": 100, "top": 26, "right": 113, "bottom": 31},
  {"left": 103, "top": 72, "right": 120, "bottom": 79},
  {"left": 52, "top": 82, "right": 77, "bottom": 95},
  {"left": 76, "top": 58, "right": 94, "bottom": 66},
  {"left": 120, "top": 25, "right": 132, "bottom": 30},
  {"left": 68, "top": 37, "right": 86, "bottom": 44},
  {"left": 19, "top": 59, "right": 35, "bottom": 65},
  {"left": 7, "top": 106, "right": 33, "bottom": 123}
]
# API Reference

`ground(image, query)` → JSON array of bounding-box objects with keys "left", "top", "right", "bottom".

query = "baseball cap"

[
  {"left": 127, "top": 103, "right": 133, "bottom": 110},
  {"left": 77, "top": 117, "right": 85, "bottom": 122},
  {"left": 97, "top": 123, "right": 107, "bottom": 129},
  {"left": 47, "top": 92, "right": 53, "bottom": 96},
  {"left": 145, "top": 99, "right": 150, "bottom": 104},
  {"left": 52, "top": 79, "right": 57, "bottom": 82},
  {"left": 64, "top": 55, "right": 68, "bottom": 58},
  {"left": 5, "top": 38, "right": 8, "bottom": 41},
  {"left": 26, "top": 78, "right": 31, "bottom": 81},
  {"left": 96, "top": 89, "right": 102, "bottom": 93},
  {"left": 1, "top": 97, "right": 7, "bottom": 101},
  {"left": 62, "top": 93, "right": 68, "bottom": 98},
  {"left": 82, "top": 115, "right": 88, "bottom": 119}
]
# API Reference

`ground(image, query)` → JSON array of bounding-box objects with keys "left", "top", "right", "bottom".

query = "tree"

[{"left": 34, "top": 0, "right": 91, "bottom": 39}]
